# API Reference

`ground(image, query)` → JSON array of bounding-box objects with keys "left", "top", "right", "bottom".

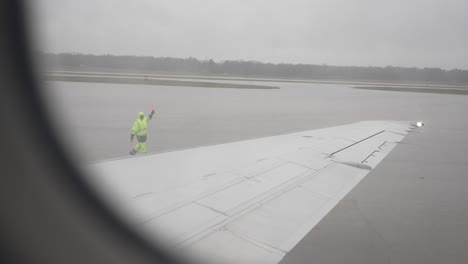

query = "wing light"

[{"left": 416, "top": 121, "right": 424, "bottom": 127}]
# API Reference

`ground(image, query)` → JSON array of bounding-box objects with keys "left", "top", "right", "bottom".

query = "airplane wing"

[{"left": 87, "top": 121, "right": 420, "bottom": 264}]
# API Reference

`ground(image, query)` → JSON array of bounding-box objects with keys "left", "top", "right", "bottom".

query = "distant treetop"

[{"left": 40, "top": 52, "right": 468, "bottom": 84}]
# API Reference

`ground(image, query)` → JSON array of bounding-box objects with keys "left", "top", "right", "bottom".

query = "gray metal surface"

[{"left": 87, "top": 121, "right": 412, "bottom": 264}]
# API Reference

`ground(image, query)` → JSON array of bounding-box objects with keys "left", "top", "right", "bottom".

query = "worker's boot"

[{"left": 129, "top": 149, "right": 136, "bottom": 155}]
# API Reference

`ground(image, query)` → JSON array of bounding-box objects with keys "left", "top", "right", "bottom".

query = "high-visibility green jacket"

[{"left": 131, "top": 112, "right": 153, "bottom": 136}]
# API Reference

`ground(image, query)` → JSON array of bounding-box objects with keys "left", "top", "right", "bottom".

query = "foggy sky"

[{"left": 32, "top": 0, "right": 468, "bottom": 70}]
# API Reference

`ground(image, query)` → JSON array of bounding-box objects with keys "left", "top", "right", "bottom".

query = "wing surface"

[{"left": 88, "top": 121, "right": 417, "bottom": 264}]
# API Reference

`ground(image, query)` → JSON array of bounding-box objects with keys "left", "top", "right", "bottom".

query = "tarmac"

[{"left": 43, "top": 79, "right": 468, "bottom": 263}]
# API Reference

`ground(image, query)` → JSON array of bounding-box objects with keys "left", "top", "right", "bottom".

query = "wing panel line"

[{"left": 327, "top": 130, "right": 385, "bottom": 157}]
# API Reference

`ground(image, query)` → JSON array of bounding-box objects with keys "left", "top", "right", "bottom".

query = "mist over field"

[
  {"left": 42, "top": 53, "right": 468, "bottom": 85},
  {"left": 33, "top": 0, "right": 468, "bottom": 70}
]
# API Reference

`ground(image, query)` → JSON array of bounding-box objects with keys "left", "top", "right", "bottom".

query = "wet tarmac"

[{"left": 43, "top": 79, "right": 468, "bottom": 263}]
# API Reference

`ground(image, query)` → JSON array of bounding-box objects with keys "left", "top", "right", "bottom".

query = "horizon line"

[{"left": 39, "top": 51, "right": 468, "bottom": 72}]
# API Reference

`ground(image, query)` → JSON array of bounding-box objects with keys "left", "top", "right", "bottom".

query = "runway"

[{"left": 43, "top": 79, "right": 468, "bottom": 263}]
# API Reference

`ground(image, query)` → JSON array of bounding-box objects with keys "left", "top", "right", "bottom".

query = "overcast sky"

[{"left": 32, "top": 0, "right": 468, "bottom": 69}]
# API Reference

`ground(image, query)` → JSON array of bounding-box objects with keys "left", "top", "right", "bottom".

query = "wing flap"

[
  {"left": 197, "top": 163, "right": 311, "bottom": 215},
  {"left": 184, "top": 230, "right": 285, "bottom": 264},
  {"left": 186, "top": 163, "right": 367, "bottom": 255},
  {"left": 141, "top": 202, "right": 227, "bottom": 246}
]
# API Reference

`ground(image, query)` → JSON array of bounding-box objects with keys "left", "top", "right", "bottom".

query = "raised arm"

[{"left": 148, "top": 108, "right": 155, "bottom": 120}]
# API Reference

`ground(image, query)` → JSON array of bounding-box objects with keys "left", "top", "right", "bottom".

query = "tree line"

[{"left": 41, "top": 52, "right": 468, "bottom": 84}]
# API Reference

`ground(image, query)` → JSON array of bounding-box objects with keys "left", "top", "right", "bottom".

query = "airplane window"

[{"left": 29, "top": 0, "right": 468, "bottom": 263}]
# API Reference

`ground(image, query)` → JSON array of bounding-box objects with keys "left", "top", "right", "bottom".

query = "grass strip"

[
  {"left": 49, "top": 70, "right": 468, "bottom": 88},
  {"left": 354, "top": 86, "right": 468, "bottom": 95},
  {"left": 44, "top": 75, "right": 279, "bottom": 89}
]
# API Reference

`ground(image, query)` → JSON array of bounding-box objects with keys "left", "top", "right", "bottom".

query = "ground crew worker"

[{"left": 129, "top": 108, "right": 155, "bottom": 155}]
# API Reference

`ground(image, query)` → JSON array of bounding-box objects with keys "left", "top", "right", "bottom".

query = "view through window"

[{"left": 30, "top": 1, "right": 468, "bottom": 263}]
